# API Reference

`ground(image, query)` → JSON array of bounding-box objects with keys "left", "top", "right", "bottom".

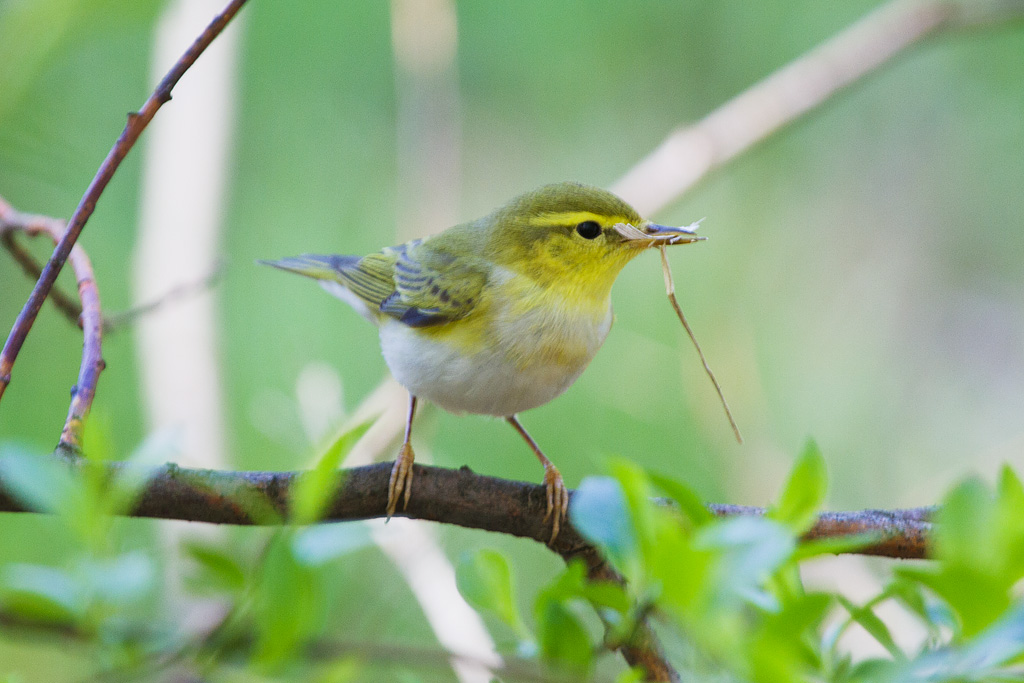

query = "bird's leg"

[
  {"left": 387, "top": 394, "right": 418, "bottom": 518},
  {"left": 506, "top": 415, "right": 569, "bottom": 543}
]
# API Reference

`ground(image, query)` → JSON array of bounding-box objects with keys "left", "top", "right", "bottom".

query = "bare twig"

[
  {"left": 104, "top": 261, "right": 226, "bottom": 332},
  {"left": 0, "top": 215, "right": 83, "bottom": 326},
  {"left": 0, "top": 211, "right": 224, "bottom": 333},
  {"left": 0, "top": 201, "right": 105, "bottom": 450},
  {"left": 0, "top": 0, "right": 249, "bottom": 405}
]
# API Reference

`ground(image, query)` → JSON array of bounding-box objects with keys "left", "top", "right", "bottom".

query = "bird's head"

[{"left": 478, "top": 181, "right": 703, "bottom": 299}]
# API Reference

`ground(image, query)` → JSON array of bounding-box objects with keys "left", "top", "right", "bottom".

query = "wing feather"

[{"left": 262, "top": 237, "right": 486, "bottom": 328}]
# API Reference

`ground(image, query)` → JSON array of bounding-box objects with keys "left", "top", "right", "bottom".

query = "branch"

[
  {"left": 611, "top": 0, "right": 1024, "bottom": 216},
  {"left": 0, "top": 201, "right": 105, "bottom": 450},
  {"left": 0, "top": 222, "right": 223, "bottom": 335},
  {"left": 0, "top": 458, "right": 932, "bottom": 559},
  {"left": 0, "top": 456, "right": 932, "bottom": 680},
  {"left": 0, "top": 212, "right": 83, "bottom": 326},
  {"left": 0, "top": 0, "right": 249, "bottom": 405}
]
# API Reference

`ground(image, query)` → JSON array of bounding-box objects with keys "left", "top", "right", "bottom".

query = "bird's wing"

[
  {"left": 378, "top": 240, "right": 487, "bottom": 327},
  {"left": 261, "top": 239, "right": 486, "bottom": 328}
]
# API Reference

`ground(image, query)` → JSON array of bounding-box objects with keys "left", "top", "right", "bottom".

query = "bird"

[{"left": 260, "top": 181, "right": 703, "bottom": 541}]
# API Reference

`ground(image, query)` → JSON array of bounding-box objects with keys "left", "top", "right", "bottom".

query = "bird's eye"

[{"left": 575, "top": 221, "right": 601, "bottom": 239}]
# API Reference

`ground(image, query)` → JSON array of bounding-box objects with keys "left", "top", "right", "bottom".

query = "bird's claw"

[
  {"left": 542, "top": 464, "right": 569, "bottom": 544},
  {"left": 387, "top": 442, "right": 415, "bottom": 518}
]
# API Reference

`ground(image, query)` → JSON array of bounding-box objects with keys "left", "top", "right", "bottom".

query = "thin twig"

[
  {"left": 659, "top": 245, "right": 742, "bottom": 444},
  {"left": 0, "top": 218, "right": 84, "bottom": 325},
  {"left": 0, "top": 201, "right": 105, "bottom": 449},
  {"left": 0, "top": 0, "right": 249, "bottom": 405},
  {"left": 103, "top": 261, "right": 226, "bottom": 332},
  {"left": 0, "top": 218, "right": 224, "bottom": 333}
]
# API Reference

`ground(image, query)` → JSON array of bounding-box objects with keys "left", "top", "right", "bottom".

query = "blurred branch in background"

[
  {"left": 391, "top": 0, "right": 462, "bottom": 240},
  {"left": 611, "top": 0, "right": 1024, "bottom": 216},
  {"left": 132, "top": 0, "right": 245, "bottom": 642}
]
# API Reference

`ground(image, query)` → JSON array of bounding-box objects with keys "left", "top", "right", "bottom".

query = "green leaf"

[
  {"left": 79, "top": 551, "right": 155, "bottom": 605},
  {"left": 836, "top": 595, "right": 903, "bottom": 659},
  {"left": 607, "top": 458, "right": 657, "bottom": 552},
  {"left": 899, "top": 564, "right": 1008, "bottom": 639},
  {"left": 570, "top": 475, "right": 637, "bottom": 569},
  {"left": 0, "top": 448, "right": 80, "bottom": 516},
  {"left": 900, "top": 477, "right": 1024, "bottom": 638},
  {"left": 291, "top": 418, "right": 374, "bottom": 525},
  {"left": 186, "top": 542, "right": 247, "bottom": 594},
  {"left": 253, "top": 533, "right": 320, "bottom": 667},
  {"left": 649, "top": 470, "right": 714, "bottom": 527},
  {"left": 885, "top": 604, "right": 1024, "bottom": 682},
  {"left": 935, "top": 478, "right": 995, "bottom": 570},
  {"left": 749, "top": 592, "right": 833, "bottom": 683},
  {"left": 292, "top": 522, "right": 373, "bottom": 566},
  {"left": 535, "top": 598, "right": 593, "bottom": 675},
  {"left": 995, "top": 466, "right": 1024, "bottom": 576},
  {"left": 791, "top": 532, "right": 883, "bottom": 561},
  {"left": 455, "top": 549, "right": 527, "bottom": 638},
  {"left": 0, "top": 564, "right": 86, "bottom": 624},
  {"left": 80, "top": 411, "right": 115, "bottom": 463},
  {"left": 696, "top": 516, "right": 797, "bottom": 611},
  {"left": 543, "top": 560, "right": 630, "bottom": 614},
  {"left": 316, "top": 657, "right": 364, "bottom": 683},
  {"left": 768, "top": 440, "right": 827, "bottom": 534}
]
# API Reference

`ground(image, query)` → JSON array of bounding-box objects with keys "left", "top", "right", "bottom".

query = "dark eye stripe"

[{"left": 575, "top": 221, "right": 601, "bottom": 239}]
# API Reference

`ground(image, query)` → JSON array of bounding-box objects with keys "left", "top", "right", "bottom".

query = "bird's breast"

[{"left": 379, "top": 276, "right": 613, "bottom": 416}]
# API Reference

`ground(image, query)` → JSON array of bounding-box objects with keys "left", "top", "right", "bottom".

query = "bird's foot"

[
  {"left": 387, "top": 442, "right": 415, "bottom": 518},
  {"left": 542, "top": 463, "right": 570, "bottom": 544}
]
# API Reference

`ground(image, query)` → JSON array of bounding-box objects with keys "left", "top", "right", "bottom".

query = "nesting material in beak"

[{"left": 614, "top": 220, "right": 706, "bottom": 247}]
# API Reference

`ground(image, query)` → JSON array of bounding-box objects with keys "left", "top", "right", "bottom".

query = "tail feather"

[{"left": 257, "top": 254, "right": 359, "bottom": 282}]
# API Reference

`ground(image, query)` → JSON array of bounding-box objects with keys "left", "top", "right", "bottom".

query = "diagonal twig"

[
  {"left": 0, "top": 208, "right": 224, "bottom": 334},
  {"left": 0, "top": 0, "right": 249, "bottom": 405},
  {"left": 613, "top": 0, "right": 969, "bottom": 216}
]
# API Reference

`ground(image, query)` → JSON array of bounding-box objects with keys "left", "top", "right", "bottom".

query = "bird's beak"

[{"left": 614, "top": 220, "right": 706, "bottom": 247}]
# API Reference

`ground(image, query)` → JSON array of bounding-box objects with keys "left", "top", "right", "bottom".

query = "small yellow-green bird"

[{"left": 261, "top": 182, "right": 703, "bottom": 541}]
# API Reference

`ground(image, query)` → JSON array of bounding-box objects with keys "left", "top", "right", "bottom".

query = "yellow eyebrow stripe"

[{"left": 528, "top": 211, "right": 635, "bottom": 228}]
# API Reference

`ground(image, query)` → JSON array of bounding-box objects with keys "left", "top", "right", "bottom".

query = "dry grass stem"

[{"left": 659, "top": 245, "right": 742, "bottom": 444}]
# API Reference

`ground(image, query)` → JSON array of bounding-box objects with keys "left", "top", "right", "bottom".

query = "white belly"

[{"left": 378, "top": 307, "right": 612, "bottom": 417}]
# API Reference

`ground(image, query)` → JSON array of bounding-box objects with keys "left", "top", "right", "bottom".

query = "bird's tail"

[{"left": 257, "top": 253, "right": 358, "bottom": 282}]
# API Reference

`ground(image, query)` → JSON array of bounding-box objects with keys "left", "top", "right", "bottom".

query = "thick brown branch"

[
  {"left": 0, "top": 459, "right": 932, "bottom": 560},
  {"left": 0, "top": 202, "right": 105, "bottom": 449},
  {"left": 0, "top": 0, "right": 249, "bottom": 405},
  {"left": 0, "top": 456, "right": 932, "bottom": 681}
]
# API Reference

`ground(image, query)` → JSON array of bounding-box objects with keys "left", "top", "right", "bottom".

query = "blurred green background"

[{"left": 1, "top": 0, "right": 1022, "bottom": 680}]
